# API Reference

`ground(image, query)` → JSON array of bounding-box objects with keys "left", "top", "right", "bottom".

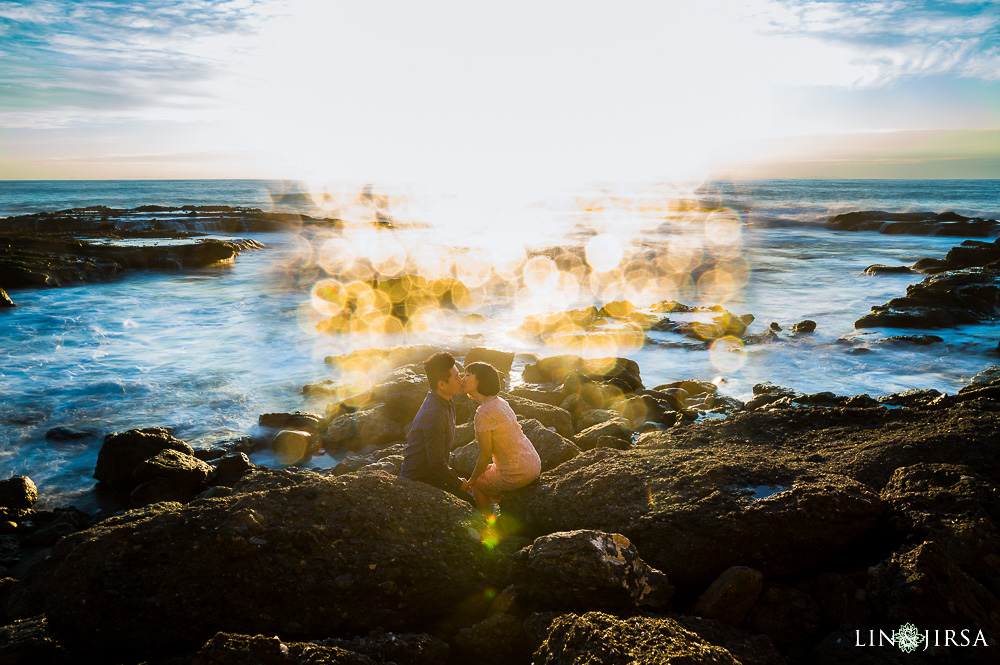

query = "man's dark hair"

[
  {"left": 465, "top": 361, "right": 501, "bottom": 396},
  {"left": 424, "top": 352, "right": 456, "bottom": 392}
]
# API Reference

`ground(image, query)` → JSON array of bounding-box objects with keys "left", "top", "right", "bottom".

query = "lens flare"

[
  {"left": 709, "top": 335, "right": 747, "bottom": 373},
  {"left": 585, "top": 234, "right": 624, "bottom": 273},
  {"left": 523, "top": 256, "right": 559, "bottom": 292}
]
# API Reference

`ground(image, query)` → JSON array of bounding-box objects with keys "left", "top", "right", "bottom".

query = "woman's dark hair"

[
  {"left": 424, "top": 352, "right": 456, "bottom": 391},
  {"left": 465, "top": 361, "right": 501, "bottom": 396}
]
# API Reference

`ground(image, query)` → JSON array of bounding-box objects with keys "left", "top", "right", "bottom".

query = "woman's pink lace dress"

[{"left": 473, "top": 396, "right": 542, "bottom": 496}]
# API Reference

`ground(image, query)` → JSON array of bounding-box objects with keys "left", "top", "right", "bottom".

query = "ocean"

[{"left": 1, "top": 178, "right": 999, "bottom": 509}]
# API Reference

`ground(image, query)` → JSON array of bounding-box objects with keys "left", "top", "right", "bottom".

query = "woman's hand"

[{"left": 460, "top": 478, "right": 473, "bottom": 493}]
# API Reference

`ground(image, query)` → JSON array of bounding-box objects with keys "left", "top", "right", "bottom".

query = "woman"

[{"left": 460, "top": 362, "right": 542, "bottom": 512}]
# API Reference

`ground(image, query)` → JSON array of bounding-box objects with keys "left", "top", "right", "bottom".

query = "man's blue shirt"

[{"left": 399, "top": 390, "right": 461, "bottom": 492}]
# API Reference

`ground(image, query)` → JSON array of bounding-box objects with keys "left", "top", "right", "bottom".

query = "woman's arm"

[{"left": 466, "top": 429, "right": 494, "bottom": 489}]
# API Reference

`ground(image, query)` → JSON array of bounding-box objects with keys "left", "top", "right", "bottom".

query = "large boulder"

[
  {"left": 520, "top": 419, "right": 580, "bottom": 472},
  {"left": 522, "top": 355, "right": 642, "bottom": 393},
  {"left": 0, "top": 288, "right": 14, "bottom": 308},
  {"left": 7, "top": 472, "right": 489, "bottom": 655},
  {"left": 692, "top": 566, "right": 764, "bottom": 627},
  {"left": 130, "top": 449, "right": 215, "bottom": 504},
  {"left": 505, "top": 441, "right": 883, "bottom": 590},
  {"left": 533, "top": 612, "right": 740, "bottom": 664},
  {"left": 464, "top": 347, "right": 515, "bottom": 377},
  {"left": 868, "top": 541, "right": 1000, "bottom": 664},
  {"left": 573, "top": 417, "right": 631, "bottom": 451},
  {"left": 504, "top": 395, "right": 574, "bottom": 439},
  {"left": 193, "top": 632, "right": 376, "bottom": 665},
  {"left": 512, "top": 530, "right": 673, "bottom": 610},
  {"left": 322, "top": 408, "right": 404, "bottom": 452},
  {"left": 0, "top": 476, "right": 37, "bottom": 510},
  {"left": 881, "top": 463, "right": 1000, "bottom": 597},
  {"left": 93, "top": 427, "right": 194, "bottom": 492}
]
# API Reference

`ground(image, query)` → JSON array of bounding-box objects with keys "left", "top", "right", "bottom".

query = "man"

[{"left": 399, "top": 352, "right": 471, "bottom": 502}]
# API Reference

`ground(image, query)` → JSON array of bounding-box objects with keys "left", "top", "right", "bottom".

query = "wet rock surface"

[
  {"left": 828, "top": 210, "right": 1000, "bottom": 237},
  {"left": 93, "top": 427, "right": 194, "bottom": 492},
  {"left": 534, "top": 611, "right": 741, "bottom": 664},
  {"left": 512, "top": 529, "right": 673, "bottom": 610},
  {"left": 7, "top": 472, "right": 488, "bottom": 656}
]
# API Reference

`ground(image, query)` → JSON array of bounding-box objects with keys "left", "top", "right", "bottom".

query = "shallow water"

[{"left": 2, "top": 179, "right": 999, "bottom": 508}]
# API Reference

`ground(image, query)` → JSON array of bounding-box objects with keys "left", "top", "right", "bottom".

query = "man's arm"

[{"left": 420, "top": 420, "right": 462, "bottom": 492}]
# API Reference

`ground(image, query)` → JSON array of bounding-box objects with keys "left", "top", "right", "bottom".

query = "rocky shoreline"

[
  {"left": 1, "top": 207, "right": 999, "bottom": 663},
  {"left": 0, "top": 343, "right": 998, "bottom": 664},
  {"left": 0, "top": 204, "right": 345, "bottom": 295}
]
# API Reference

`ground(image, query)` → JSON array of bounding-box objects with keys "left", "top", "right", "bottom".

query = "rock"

[
  {"left": 828, "top": 210, "right": 1000, "bottom": 237},
  {"left": 791, "top": 320, "right": 817, "bottom": 333},
  {"left": 504, "top": 444, "right": 882, "bottom": 591},
  {"left": 693, "top": 566, "right": 764, "bottom": 627},
  {"left": 614, "top": 393, "right": 674, "bottom": 427},
  {"left": 333, "top": 443, "right": 408, "bottom": 477},
  {"left": 504, "top": 395, "right": 574, "bottom": 439},
  {"left": 44, "top": 427, "right": 96, "bottom": 442},
  {"left": 747, "top": 584, "right": 822, "bottom": 646},
  {"left": 8, "top": 472, "right": 489, "bottom": 654},
  {"left": 0, "top": 616, "right": 70, "bottom": 665},
  {"left": 369, "top": 365, "right": 434, "bottom": 425},
  {"left": 464, "top": 347, "right": 515, "bottom": 377},
  {"left": 322, "top": 408, "right": 404, "bottom": 452},
  {"left": 22, "top": 522, "right": 77, "bottom": 548},
  {"left": 769, "top": 322, "right": 781, "bottom": 331},
  {"left": 963, "top": 365, "right": 1000, "bottom": 391},
  {"left": 573, "top": 418, "right": 631, "bottom": 451},
  {"left": 187, "top": 431, "right": 255, "bottom": 461},
  {"left": 876, "top": 388, "right": 941, "bottom": 407},
  {"left": 533, "top": 612, "right": 740, "bottom": 664},
  {"left": 672, "top": 617, "right": 786, "bottom": 665},
  {"left": 93, "top": 427, "right": 194, "bottom": 492},
  {"left": 207, "top": 453, "right": 254, "bottom": 488},
  {"left": 315, "top": 627, "right": 450, "bottom": 665},
  {"left": 856, "top": 268, "right": 1000, "bottom": 329},
  {"left": 868, "top": 540, "right": 1000, "bottom": 662},
  {"left": 453, "top": 614, "right": 532, "bottom": 665},
  {"left": 864, "top": 264, "right": 913, "bottom": 275},
  {"left": 0, "top": 288, "right": 14, "bottom": 308},
  {"left": 806, "top": 571, "right": 872, "bottom": 628},
  {"left": 450, "top": 441, "right": 480, "bottom": 478},
  {"left": 133, "top": 449, "right": 214, "bottom": 494},
  {"left": 258, "top": 411, "right": 321, "bottom": 433},
  {"left": 513, "top": 530, "right": 673, "bottom": 610},
  {"left": 0, "top": 477, "right": 36, "bottom": 510},
  {"left": 520, "top": 419, "right": 581, "bottom": 472},
  {"left": 508, "top": 386, "right": 565, "bottom": 406},
  {"left": 575, "top": 409, "right": 620, "bottom": 431},
  {"left": 877, "top": 334, "right": 944, "bottom": 346},
  {"left": 270, "top": 430, "right": 318, "bottom": 464},
  {"left": 522, "top": 355, "right": 643, "bottom": 393},
  {"left": 193, "top": 632, "right": 377, "bottom": 665},
  {"left": 880, "top": 463, "right": 1000, "bottom": 597}
]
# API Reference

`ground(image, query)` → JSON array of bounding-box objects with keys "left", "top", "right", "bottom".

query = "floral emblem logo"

[{"left": 897, "top": 623, "right": 925, "bottom": 653}]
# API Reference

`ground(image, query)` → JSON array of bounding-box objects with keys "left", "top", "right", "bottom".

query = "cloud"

[
  {"left": 0, "top": 0, "right": 282, "bottom": 127},
  {"left": 751, "top": 0, "right": 1000, "bottom": 86}
]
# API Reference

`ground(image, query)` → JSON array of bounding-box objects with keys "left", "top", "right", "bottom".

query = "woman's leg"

[{"left": 471, "top": 484, "right": 492, "bottom": 512}]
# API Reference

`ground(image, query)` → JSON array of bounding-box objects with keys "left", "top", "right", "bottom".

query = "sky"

[{"left": 0, "top": 0, "right": 999, "bottom": 184}]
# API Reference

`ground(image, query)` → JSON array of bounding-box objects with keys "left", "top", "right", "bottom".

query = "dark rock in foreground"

[
  {"left": 93, "top": 427, "right": 194, "bottom": 492},
  {"left": 512, "top": 529, "right": 673, "bottom": 610},
  {"left": 7, "top": 472, "right": 488, "bottom": 655},
  {"left": 534, "top": 612, "right": 740, "bottom": 664},
  {"left": 0, "top": 288, "right": 14, "bottom": 308}
]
